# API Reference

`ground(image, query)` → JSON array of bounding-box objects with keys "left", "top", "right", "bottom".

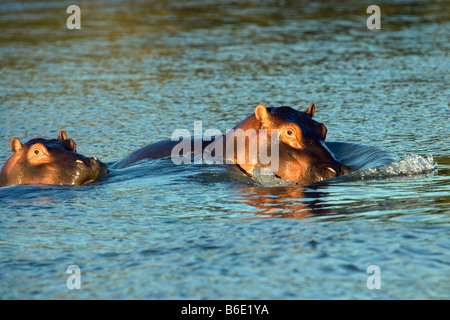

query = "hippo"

[
  {"left": 0, "top": 131, "right": 108, "bottom": 187},
  {"left": 115, "top": 103, "right": 349, "bottom": 184},
  {"left": 219, "top": 103, "right": 349, "bottom": 183}
]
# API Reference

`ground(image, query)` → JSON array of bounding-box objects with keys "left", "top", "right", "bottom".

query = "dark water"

[{"left": 0, "top": 0, "right": 449, "bottom": 299}]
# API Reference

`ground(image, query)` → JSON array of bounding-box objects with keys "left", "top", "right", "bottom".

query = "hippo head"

[
  {"left": 233, "top": 104, "right": 349, "bottom": 184},
  {"left": 0, "top": 131, "right": 108, "bottom": 187}
]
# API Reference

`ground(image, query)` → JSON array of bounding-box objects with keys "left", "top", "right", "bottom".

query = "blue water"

[{"left": 0, "top": 0, "right": 449, "bottom": 299}]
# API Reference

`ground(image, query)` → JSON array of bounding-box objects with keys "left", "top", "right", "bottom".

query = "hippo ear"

[
  {"left": 10, "top": 138, "right": 23, "bottom": 154},
  {"left": 57, "top": 130, "right": 76, "bottom": 152},
  {"left": 58, "top": 130, "right": 68, "bottom": 140},
  {"left": 68, "top": 138, "right": 77, "bottom": 152},
  {"left": 319, "top": 123, "right": 328, "bottom": 140},
  {"left": 255, "top": 104, "right": 272, "bottom": 125},
  {"left": 305, "top": 103, "right": 315, "bottom": 118}
]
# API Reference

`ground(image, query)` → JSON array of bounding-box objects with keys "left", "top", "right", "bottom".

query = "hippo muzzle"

[
  {"left": 316, "top": 162, "right": 350, "bottom": 181},
  {"left": 68, "top": 156, "right": 109, "bottom": 186}
]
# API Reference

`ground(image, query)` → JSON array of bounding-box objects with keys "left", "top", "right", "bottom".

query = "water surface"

[{"left": 0, "top": 0, "right": 449, "bottom": 299}]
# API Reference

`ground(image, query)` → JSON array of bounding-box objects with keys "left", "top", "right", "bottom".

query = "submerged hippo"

[
  {"left": 0, "top": 131, "right": 108, "bottom": 187},
  {"left": 225, "top": 103, "right": 349, "bottom": 183},
  {"left": 115, "top": 103, "right": 349, "bottom": 184}
]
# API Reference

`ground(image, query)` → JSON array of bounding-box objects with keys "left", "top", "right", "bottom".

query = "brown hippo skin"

[
  {"left": 115, "top": 103, "right": 349, "bottom": 184},
  {"left": 223, "top": 103, "right": 349, "bottom": 183},
  {"left": 0, "top": 131, "right": 108, "bottom": 187}
]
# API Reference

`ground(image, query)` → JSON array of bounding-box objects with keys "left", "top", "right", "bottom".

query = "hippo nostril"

[
  {"left": 326, "top": 167, "right": 337, "bottom": 175},
  {"left": 76, "top": 160, "right": 84, "bottom": 164},
  {"left": 89, "top": 157, "right": 100, "bottom": 166}
]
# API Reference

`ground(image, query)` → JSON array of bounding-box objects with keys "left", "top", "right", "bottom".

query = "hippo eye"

[
  {"left": 28, "top": 144, "right": 50, "bottom": 164},
  {"left": 285, "top": 128, "right": 296, "bottom": 137}
]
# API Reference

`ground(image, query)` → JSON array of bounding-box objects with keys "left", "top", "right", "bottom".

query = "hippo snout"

[
  {"left": 76, "top": 157, "right": 105, "bottom": 170},
  {"left": 319, "top": 162, "right": 350, "bottom": 180},
  {"left": 328, "top": 163, "right": 350, "bottom": 176},
  {"left": 88, "top": 157, "right": 101, "bottom": 169},
  {"left": 73, "top": 157, "right": 108, "bottom": 185},
  {"left": 87, "top": 157, "right": 109, "bottom": 176}
]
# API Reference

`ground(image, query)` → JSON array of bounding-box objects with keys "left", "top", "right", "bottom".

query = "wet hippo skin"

[{"left": 0, "top": 131, "right": 108, "bottom": 187}]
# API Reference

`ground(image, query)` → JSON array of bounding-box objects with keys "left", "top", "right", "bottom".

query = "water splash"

[
  {"left": 353, "top": 154, "right": 436, "bottom": 180},
  {"left": 251, "top": 167, "right": 297, "bottom": 187}
]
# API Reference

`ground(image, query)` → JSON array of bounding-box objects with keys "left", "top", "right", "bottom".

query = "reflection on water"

[{"left": 236, "top": 184, "right": 331, "bottom": 219}]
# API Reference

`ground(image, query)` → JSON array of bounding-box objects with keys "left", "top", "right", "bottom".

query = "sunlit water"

[{"left": 0, "top": 0, "right": 449, "bottom": 299}]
